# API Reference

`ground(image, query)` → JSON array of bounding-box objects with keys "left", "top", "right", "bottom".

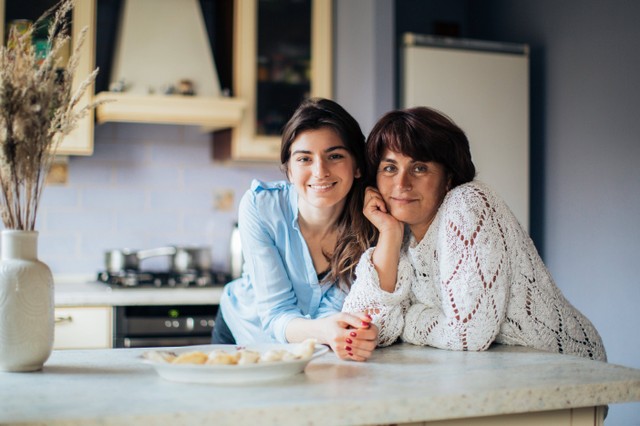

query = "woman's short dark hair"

[
  {"left": 279, "top": 97, "right": 374, "bottom": 290},
  {"left": 366, "top": 106, "right": 476, "bottom": 188}
]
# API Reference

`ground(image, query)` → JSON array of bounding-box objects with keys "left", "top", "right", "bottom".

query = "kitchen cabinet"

[
  {"left": 0, "top": 0, "right": 95, "bottom": 155},
  {"left": 214, "top": 0, "right": 333, "bottom": 161},
  {"left": 54, "top": 306, "right": 112, "bottom": 349}
]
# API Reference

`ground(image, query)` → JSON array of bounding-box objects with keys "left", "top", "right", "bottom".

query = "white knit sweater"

[{"left": 343, "top": 181, "right": 606, "bottom": 361}]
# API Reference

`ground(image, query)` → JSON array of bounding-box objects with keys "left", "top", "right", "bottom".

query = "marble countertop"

[
  {"left": 2, "top": 343, "right": 639, "bottom": 425},
  {"left": 54, "top": 278, "right": 223, "bottom": 307}
]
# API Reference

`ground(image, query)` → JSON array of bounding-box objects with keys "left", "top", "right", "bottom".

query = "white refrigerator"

[{"left": 401, "top": 33, "right": 530, "bottom": 230}]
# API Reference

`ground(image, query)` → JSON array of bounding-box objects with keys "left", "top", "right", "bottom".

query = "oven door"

[{"left": 113, "top": 305, "right": 217, "bottom": 348}]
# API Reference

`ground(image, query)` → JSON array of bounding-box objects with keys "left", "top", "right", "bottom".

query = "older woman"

[{"left": 343, "top": 106, "right": 606, "bottom": 361}]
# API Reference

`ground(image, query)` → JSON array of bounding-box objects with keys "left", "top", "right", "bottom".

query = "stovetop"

[{"left": 97, "top": 270, "right": 230, "bottom": 289}]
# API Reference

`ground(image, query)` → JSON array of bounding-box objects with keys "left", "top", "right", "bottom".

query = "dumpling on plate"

[
  {"left": 236, "top": 349, "right": 261, "bottom": 365},
  {"left": 293, "top": 338, "right": 318, "bottom": 359},
  {"left": 172, "top": 351, "right": 208, "bottom": 365},
  {"left": 280, "top": 351, "right": 299, "bottom": 362},
  {"left": 259, "top": 349, "right": 287, "bottom": 363},
  {"left": 206, "top": 350, "right": 238, "bottom": 365}
]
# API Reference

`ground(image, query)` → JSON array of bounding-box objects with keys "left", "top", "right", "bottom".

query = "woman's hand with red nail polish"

[{"left": 311, "top": 312, "right": 377, "bottom": 361}]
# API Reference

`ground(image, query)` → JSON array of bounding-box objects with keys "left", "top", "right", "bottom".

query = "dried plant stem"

[{"left": 0, "top": 0, "right": 99, "bottom": 231}]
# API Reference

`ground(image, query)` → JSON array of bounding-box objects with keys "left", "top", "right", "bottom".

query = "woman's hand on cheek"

[
  {"left": 323, "top": 312, "right": 378, "bottom": 361},
  {"left": 363, "top": 187, "right": 403, "bottom": 236}
]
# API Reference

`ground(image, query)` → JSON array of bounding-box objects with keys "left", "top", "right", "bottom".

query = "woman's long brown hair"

[{"left": 281, "top": 98, "right": 376, "bottom": 291}]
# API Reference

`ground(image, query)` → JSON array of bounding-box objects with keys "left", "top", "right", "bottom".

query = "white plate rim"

[{"left": 142, "top": 343, "right": 328, "bottom": 384}]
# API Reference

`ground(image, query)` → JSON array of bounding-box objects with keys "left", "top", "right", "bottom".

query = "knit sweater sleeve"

[
  {"left": 402, "top": 183, "right": 511, "bottom": 351},
  {"left": 342, "top": 247, "right": 413, "bottom": 346}
]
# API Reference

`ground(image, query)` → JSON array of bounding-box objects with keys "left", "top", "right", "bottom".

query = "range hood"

[{"left": 95, "top": 0, "right": 244, "bottom": 130}]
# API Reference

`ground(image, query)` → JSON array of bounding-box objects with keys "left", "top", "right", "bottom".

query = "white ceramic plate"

[{"left": 142, "top": 343, "right": 329, "bottom": 384}]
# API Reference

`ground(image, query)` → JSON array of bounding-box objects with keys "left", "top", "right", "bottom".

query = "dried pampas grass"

[{"left": 0, "top": 0, "right": 98, "bottom": 230}]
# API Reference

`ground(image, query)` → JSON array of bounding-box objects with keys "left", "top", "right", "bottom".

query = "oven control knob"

[
  {"left": 164, "top": 320, "right": 172, "bottom": 327},
  {"left": 186, "top": 317, "right": 194, "bottom": 331}
]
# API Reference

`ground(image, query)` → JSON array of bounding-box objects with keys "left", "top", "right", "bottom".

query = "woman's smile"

[
  {"left": 308, "top": 181, "right": 337, "bottom": 191},
  {"left": 389, "top": 196, "right": 418, "bottom": 204}
]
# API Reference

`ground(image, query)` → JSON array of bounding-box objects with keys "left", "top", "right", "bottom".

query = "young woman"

[
  {"left": 343, "top": 106, "right": 606, "bottom": 361},
  {"left": 213, "top": 98, "right": 378, "bottom": 361}
]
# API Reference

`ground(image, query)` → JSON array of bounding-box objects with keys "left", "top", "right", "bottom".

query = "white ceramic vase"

[{"left": 0, "top": 230, "right": 54, "bottom": 372}]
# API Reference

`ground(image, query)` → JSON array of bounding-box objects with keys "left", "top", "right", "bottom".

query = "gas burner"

[{"left": 97, "top": 270, "right": 230, "bottom": 288}]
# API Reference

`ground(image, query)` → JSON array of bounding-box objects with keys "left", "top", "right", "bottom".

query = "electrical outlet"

[
  {"left": 213, "top": 189, "right": 234, "bottom": 211},
  {"left": 45, "top": 156, "right": 69, "bottom": 185}
]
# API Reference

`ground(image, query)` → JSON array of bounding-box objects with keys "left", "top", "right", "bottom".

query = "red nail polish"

[
  {"left": 361, "top": 321, "right": 370, "bottom": 327},
  {"left": 350, "top": 331, "right": 357, "bottom": 337},
  {"left": 345, "top": 338, "right": 353, "bottom": 344},
  {"left": 345, "top": 346, "right": 352, "bottom": 351},
  {"left": 348, "top": 352, "right": 353, "bottom": 356},
  {"left": 365, "top": 314, "right": 372, "bottom": 320}
]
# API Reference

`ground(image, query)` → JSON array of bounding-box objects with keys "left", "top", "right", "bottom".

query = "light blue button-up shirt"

[{"left": 220, "top": 180, "right": 347, "bottom": 344}]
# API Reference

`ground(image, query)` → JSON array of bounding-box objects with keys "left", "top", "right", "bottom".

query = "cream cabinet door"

[
  {"left": 0, "top": 0, "right": 95, "bottom": 155},
  {"left": 54, "top": 306, "right": 112, "bottom": 350}
]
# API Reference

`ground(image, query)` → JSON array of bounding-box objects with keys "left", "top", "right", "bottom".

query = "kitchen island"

[{"left": 2, "top": 343, "right": 639, "bottom": 425}]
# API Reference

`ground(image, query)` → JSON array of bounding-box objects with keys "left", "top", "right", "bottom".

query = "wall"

[
  {"left": 334, "top": 0, "right": 395, "bottom": 132},
  {"left": 467, "top": 1, "right": 640, "bottom": 424},
  {"left": 37, "top": 123, "right": 282, "bottom": 275},
  {"left": 339, "top": 0, "right": 640, "bottom": 423}
]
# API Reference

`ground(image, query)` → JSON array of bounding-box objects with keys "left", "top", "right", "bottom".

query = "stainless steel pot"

[
  {"left": 105, "top": 246, "right": 212, "bottom": 273},
  {"left": 171, "top": 246, "right": 212, "bottom": 273},
  {"left": 104, "top": 249, "right": 139, "bottom": 272}
]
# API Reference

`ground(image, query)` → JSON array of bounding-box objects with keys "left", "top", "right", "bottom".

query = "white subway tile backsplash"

[
  {"left": 82, "top": 188, "right": 147, "bottom": 210},
  {"left": 115, "top": 210, "right": 181, "bottom": 233},
  {"left": 67, "top": 158, "right": 114, "bottom": 185},
  {"left": 44, "top": 210, "right": 114, "bottom": 233},
  {"left": 38, "top": 233, "right": 78, "bottom": 258},
  {"left": 148, "top": 189, "right": 210, "bottom": 211},
  {"left": 40, "top": 186, "right": 80, "bottom": 209},
  {"left": 150, "top": 140, "right": 211, "bottom": 166},
  {"left": 91, "top": 138, "right": 149, "bottom": 164},
  {"left": 35, "top": 123, "right": 284, "bottom": 275},
  {"left": 115, "top": 166, "right": 182, "bottom": 188}
]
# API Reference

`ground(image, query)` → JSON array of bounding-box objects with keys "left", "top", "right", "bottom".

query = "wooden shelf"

[{"left": 94, "top": 92, "right": 246, "bottom": 131}]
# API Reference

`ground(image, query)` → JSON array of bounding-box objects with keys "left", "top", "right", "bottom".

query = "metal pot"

[
  {"left": 104, "top": 249, "right": 140, "bottom": 272},
  {"left": 104, "top": 246, "right": 212, "bottom": 273},
  {"left": 171, "top": 246, "right": 212, "bottom": 273},
  {"left": 104, "top": 246, "right": 177, "bottom": 273}
]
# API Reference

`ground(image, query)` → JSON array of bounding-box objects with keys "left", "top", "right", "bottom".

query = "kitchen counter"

[
  {"left": 2, "top": 343, "right": 639, "bottom": 425},
  {"left": 54, "top": 279, "right": 224, "bottom": 307}
]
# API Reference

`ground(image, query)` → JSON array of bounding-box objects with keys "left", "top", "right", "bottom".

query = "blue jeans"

[{"left": 211, "top": 307, "right": 236, "bottom": 344}]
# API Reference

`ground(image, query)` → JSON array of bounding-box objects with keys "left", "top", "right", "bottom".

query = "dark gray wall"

[
  {"left": 469, "top": 2, "right": 640, "bottom": 424},
  {"left": 337, "top": 1, "right": 640, "bottom": 424}
]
